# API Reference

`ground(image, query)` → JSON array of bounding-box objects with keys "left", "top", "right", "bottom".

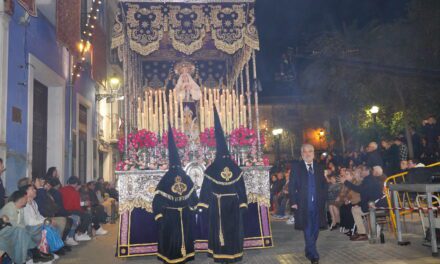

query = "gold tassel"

[
  {"left": 178, "top": 208, "right": 186, "bottom": 256},
  {"left": 217, "top": 194, "right": 225, "bottom": 246}
]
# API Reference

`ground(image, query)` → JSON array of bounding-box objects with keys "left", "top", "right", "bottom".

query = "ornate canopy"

[{"left": 111, "top": 0, "right": 259, "bottom": 88}]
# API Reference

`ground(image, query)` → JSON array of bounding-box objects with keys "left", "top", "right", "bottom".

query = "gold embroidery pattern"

[
  {"left": 169, "top": 5, "right": 206, "bottom": 55},
  {"left": 220, "top": 167, "right": 233, "bottom": 181},
  {"left": 112, "top": 3, "right": 259, "bottom": 56},
  {"left": 126, "top": 4, "right": 164, "bottom": 56},
  {"left": 156, "top": 185, "right": 195, "bottom": 202},
  {"left": 111, "top": 11, "right": 124, "bottom": 49},
  {"left": 204, "top": 172, "right": 242, "bottom": 186},
  {"left": 210, "top": 5, "right": 246, "bottom": 54},
  {"left": 171, "top": 176, "right": 188, "bottom": 195}
]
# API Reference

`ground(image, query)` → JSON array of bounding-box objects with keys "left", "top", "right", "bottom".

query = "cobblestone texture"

[{"left": 58, "top": 220, "right": 439, "bottom": 264}]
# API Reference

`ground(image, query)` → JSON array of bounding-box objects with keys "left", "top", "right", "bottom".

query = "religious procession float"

[{"left": 112, "top": 0, "right": 272, "bottom": 258}]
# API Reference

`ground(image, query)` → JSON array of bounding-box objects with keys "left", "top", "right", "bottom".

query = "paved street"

[{"left": 57, "top": 219, "right": 439, "bottom": 264}]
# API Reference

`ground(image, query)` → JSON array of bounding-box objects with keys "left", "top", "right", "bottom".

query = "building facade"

[{"left": 0, "top": 0, "right": 119, "bottom": 195}]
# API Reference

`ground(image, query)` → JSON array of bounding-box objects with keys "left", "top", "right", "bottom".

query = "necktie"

[
  {"left": 307, "top": 164, "right": 314, "bottom": 202},
  {"left": 307, "top": 164, "right": 313, "bottom": 175}
]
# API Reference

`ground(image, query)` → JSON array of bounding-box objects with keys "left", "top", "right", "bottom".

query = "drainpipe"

[{"left": 67, "top": 54, "right": 73, "bottom": 182}]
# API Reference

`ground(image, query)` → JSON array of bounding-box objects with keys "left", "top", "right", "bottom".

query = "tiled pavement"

[{"left": 58, "top": 220, "right": 440, "bottom": 264}]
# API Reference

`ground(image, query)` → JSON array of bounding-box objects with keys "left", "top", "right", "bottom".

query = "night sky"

[{"left": 255, "top": 0, "right": 409, "bottom": 96}]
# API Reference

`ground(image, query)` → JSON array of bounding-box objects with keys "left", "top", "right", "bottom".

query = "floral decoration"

[
  {"left": 162, "top": 129, "right": 188, "bottom": 148},
  {"left": 199, "top": 127, "right": 216, "bottom": 147},
  {"left": 230, "top": 127, "right": 264, "bottom": 147}
]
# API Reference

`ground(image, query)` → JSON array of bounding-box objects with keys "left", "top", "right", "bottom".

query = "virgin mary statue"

[{"left": 174, "top": 61, "right": 201, "bottom": 102}]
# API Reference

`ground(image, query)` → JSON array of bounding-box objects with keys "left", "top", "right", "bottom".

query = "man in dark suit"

[{"left": 289, "top": 144, "right": 328, "bottom": 264}]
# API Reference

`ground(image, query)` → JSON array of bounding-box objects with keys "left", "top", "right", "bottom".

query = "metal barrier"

[{"left": 383, "top": 162, "right": 440, "bottom": 233}]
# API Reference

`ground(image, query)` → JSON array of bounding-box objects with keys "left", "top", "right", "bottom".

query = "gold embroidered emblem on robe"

[
  {"left": 220, "top": 167, "right": 233, "bottom": 181},
  {"left": 171, "top": 176, "right": 187, "bottom": 195}
]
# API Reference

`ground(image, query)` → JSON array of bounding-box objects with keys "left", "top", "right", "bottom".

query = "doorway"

[
  {"left": 32, "top": 80, "right": 48, "bottom": 179},
  {"left": 78, "top": 104, "right": 88, "bottom": 184}
]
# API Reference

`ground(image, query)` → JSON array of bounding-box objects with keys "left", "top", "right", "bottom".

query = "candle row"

[
  {"left": 137, "top": 89, "right": 185, "bottom": 134},
  {"left": 199, "top": 88, "right": 247, "bottom": 133},
  {"left": 136, "top": 88, "right": 249, "bottom": 135}
]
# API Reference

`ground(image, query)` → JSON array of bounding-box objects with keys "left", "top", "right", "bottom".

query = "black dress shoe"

[
  {"left": 64, "top": 245, "right": 72, "bottom": 252},
  {"left": 311, "top": 259, "right": 319, "bottom": 264},
  {"left": 55, "top": 247, "right": 66, "bottom": 256},
  {"left": 32, "top": 251, "right": 54, "bottom": 262}
]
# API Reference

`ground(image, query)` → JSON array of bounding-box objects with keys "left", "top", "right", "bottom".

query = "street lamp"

[
  {"left": 96, "top": 75, "right": 123, "bottom": 102},
  {"left": 272, "top": 128, "right": 283, "bottom": 165},
  {"left": 272, "top": 128, "right": 283, "bottom": 136},
  {"left": 370, "top": 105, "right": 380, "bottom": 142},
  {"left": 109, "top": 76, "right": 121, "bottom": 91},
  {"left": 370, "top": 105, "right": 379, "bottom": 123}
]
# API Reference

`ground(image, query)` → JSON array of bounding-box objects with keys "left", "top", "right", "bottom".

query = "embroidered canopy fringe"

[{"left": 111, "top": 2, "right": 259, "bottom": 57}]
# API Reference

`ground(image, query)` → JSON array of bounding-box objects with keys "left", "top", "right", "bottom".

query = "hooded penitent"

[
  {"left": 198, "top": 106, "right": 248, "bottom": 263},
  {"left": 152, "top": 123, "right": 198, "bottom": 264}
]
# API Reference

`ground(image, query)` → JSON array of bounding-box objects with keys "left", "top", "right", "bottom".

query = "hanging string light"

[{"left": 72, "top": 0, "right": 102, "bottom": 82}]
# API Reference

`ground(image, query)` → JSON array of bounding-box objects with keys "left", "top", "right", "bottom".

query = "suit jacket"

[{"left": 288, "top": 160, "right": 328, "bottom": 230}]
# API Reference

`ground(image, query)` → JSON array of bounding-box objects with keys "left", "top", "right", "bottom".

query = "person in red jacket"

[{"left": 59, "top": 176, "right": 92, "bottom": 241}]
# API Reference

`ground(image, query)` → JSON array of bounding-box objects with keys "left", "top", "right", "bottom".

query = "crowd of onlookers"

[
  {"left": 0, "top": 159, "right": 119, "bottom": 264},
  {"left": 271, "top": 116, "right": 440, "bottom": 241}
]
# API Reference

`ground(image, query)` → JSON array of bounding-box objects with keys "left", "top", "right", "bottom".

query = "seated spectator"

[
  {"left": 33, "top": 175, "right": 72, "bottom": 243},
  {"left": 271, "top": 171, "right": 286, "bottom": 215},
  {"left": 60, "top": 176, "right": 107, "bottom": 238},
  {"left": 269, "top": 173, "right": 278, "bottom": 211},
  {"left": 0, "top": 191, "right": 54, "bottom": 263},
  {"left": 338, "top": 169, "right": 361, "bottom": 235},
  {"left": 341, "top": 166, "right": 386, "bottom": 241},
  {"left": 95, "top": 180, "right": 117, "bottom": 221},
  {"left": 46, "top": 167, "right": 60, "bottom": 180},
  {"left": 273, "top": 169, "right": 291, "bottom": 220},
  {"left": 327, "top": 175, "right": 341, "bottom": 230},
  {"left": 17, "top": 178, "right": 67, "bottom": 256},
  {"left": 103, "top": 182, "right": 119, "bottom": 202},
  {"left": 59, "top": 177, "right": 93, "bottom": 241},
  {"left": 86, "top": 181, "right": 108, "bottom": 226},
  {"left": 0, "top": 216, "right": 37, "bottom": 264},
  {"left": 46, "top": 177, "right": 80, "bottom": 246}
]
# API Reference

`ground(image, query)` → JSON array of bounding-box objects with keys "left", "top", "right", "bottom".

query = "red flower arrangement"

[
  {"left": 162, "top": 129, "right": 188, "bottom": 148},
  {"left": 118, "top": 130, "right": 158, "bottom": 153},
  {"left": 230, "top": 127, "right": 259, "bottom": 147},
  {"left": 134, "top": 129, "right": 158, "bottom": 149},
  {"left": 199, "top": 127, "right": 216, "bottom": 147}
]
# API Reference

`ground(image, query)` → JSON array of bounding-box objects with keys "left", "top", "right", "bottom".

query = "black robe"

[
  {"left": 153, "top": 170, "right": 199, "bottom": 264},
  {"left": 199, "top": 160, "right": 247, "bottom": 263}
]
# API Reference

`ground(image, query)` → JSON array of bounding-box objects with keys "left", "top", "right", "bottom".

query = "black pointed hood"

[
  {"left": 214, "top": 106, "right": 230, "bottom": 159},
  {"left": 168, "top": 122, "right": 181, "bottom": 169},
  {"left": 204, "top": 106, "right": 242, "bottom": 183},
  {"left": 154, "top": 123, "right": 195, "bottom": 201}
]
